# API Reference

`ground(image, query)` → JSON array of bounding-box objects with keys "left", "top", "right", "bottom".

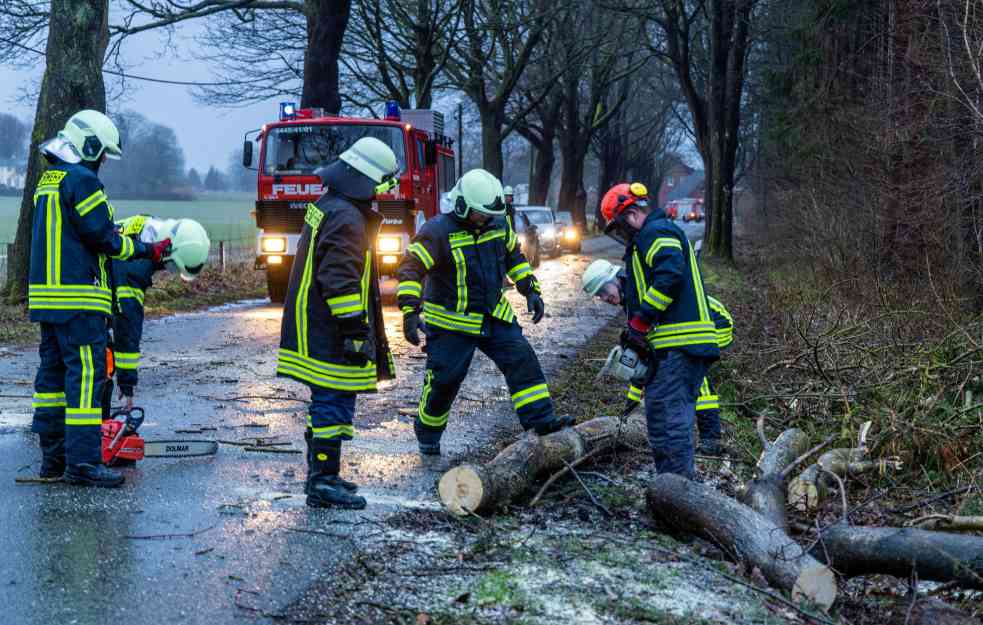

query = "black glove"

[
  {"left": 526, "top": 292, "right": 545, "bottom": 324},
  {"left": 620, "top": 327, "right": 650, "bottom": 358},
  {"left": 337, "top": 316, "right": 370, "bottom": 366},
  {"left": 403, "top": 312, "right": 422, "bottom": 346}
]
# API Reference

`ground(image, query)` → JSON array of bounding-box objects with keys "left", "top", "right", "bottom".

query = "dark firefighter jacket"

[
  {"left": 622, "top": 209, "right": 720, "bottom": 361},
  {"left": 395, "top": 213, "right": 540, "bottom": 335},
  {"left": 277, "top": 193, "right": 395, "bottom": 392},
  {"left": 110, "top": 215, "right": 158, "bottom": 396},
  {"left": 29, "top": 160, "right": 149, "bottom": 323}
]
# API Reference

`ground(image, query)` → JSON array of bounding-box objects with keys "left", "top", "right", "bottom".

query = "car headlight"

[
  {"left": 261, "top": 237, "right": 287, "bottom": 253},
  {"left": 377, "top": 236, "right": 401, "bottom": 253},
  {"left": 564, "top": 229, "right": 578, "bottom": 241}
]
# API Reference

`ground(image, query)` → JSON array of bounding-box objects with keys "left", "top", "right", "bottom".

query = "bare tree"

[
  {"left": 342, "top": 0, "right": 462, "bottom": 110},
  {"left": 445, "top": 0, "right": 552, "bottom": 178}
]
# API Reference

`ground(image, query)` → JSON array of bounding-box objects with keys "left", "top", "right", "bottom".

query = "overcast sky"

[{"left": 0, "top": 22, "right": 281, "bottom": 173}]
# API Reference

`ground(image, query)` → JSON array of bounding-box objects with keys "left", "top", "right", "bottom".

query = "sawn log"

[{"left": 438, "top": 414, "right": 647, "bottom": 516}]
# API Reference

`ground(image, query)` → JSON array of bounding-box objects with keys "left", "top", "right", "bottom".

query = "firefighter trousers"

[
  {"left": 32, "top": 314, "right": 108, "bottom": 465},
  {"left": 643, "top": 349, "right": 707, "bottom": 477},
  {"left": 695, "top": 376, "right": 721, "bottom": 445},
  {"left": 415, "top": 319, "right": 554, "bottom": 443},
  {"left": 307, "top": 386, "right": 356, "bottom": 442}
]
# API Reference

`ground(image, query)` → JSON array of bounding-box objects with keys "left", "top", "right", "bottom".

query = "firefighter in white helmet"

[
  {"left": 110, "top": 217, "right": 210, "bottom": 412},
  {"left": 581, "top": 258, "right": 734, "bottom": 455},
  {"left": 28, "top": 110, "right": 173, "bottom": 487}
]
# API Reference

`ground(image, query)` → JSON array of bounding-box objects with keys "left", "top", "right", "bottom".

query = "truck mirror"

[{"left": 242, "top": 140, "right": 253, "bottom": 168}]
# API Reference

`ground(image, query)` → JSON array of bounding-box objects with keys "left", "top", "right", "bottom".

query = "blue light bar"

[
  {"left": 280, "top": 101, "right": 297, "bottom": 121},
  {"left": 385, "top": 100, "right": 401, "bottom": 120}
]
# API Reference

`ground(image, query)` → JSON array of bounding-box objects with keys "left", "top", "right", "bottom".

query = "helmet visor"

[{"left": 470, "top": 195, "right": 506, "bottom": 216}]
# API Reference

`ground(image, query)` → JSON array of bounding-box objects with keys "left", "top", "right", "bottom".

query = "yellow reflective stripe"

[
  {"left": 401, "top": 305, "right": 416, "bottom": 315},
  {"left": 326, "top": 293, "right": 363, "bottom": 316},
  {"left": 33, "top": 391, "right": 67, "bottom": 409},
  {"left": 66, "top": 408, "right": 102, "bottom": 426},
  {"left": 397, "top": 281, "right": 422, "bottom": 298},
  {"left": 408, "top": 242, "right": 434, "bottom": 269},
  {"left": 278, "top": 348, "right": 375, "bottom": 378},
  {"left": 512, "top": 383, "right": 550, "bottom": 410},
  {"left": 688, "top": 242, "right": 710, "bottom": 322},
  {"left": 421, "top": 302, "right": 484, "bottom": 334},
  {"left": 118, "top": 215, "right": 148, "bottom": 236},
  {"left": 115, "top": 352, "right": 140, "bottom": 370},
  {"left": 418, "top": 370, "right": 449, "bottom": 427},
  {"left": 645, "top": 237, "right": 683, "bottom": 266},
  {"left": 360, "top": 250, "right": 371, "bottom": 322},
  {"left": 627, "top": 385, "right": 643, "bottom": 402},
  {"left": 696, "top": 380, "right": 720, "bottom": 412},
  {"left": 491, "top": 296, "right": 515, "bottom": 324},
  {"left": 451, "top": 247, "right": 468, "bottom": 313},
  {"left": 507, "top": 262, "right": 532, "bottom": 282},
  {"left": 28, "top": 300, "right": 113, "bottom": 314},
  {"left": 506, "top": 228, "right": 517, "bottom": 252},
  {"left": 477, "top": 229, "right": 506, "bottom": 244},
  {"left": 631, "top": 250, "right": 646, "bottom": 305},
  {"left": 643, "top": 286, "right": 673, "bottom": 312},
  {"left": 717, "top": 329, "right": 734, "bottom": 349},
  {"left": 76, "top": 189, "right": 108, "bottom": 217},
  {"left": 296, "top": 227, "right": 319, "bottom": 356},
  {"left": 80, "top": 345, "right": 94, "bottom": 409},
  {"left": 111, "top": 235, "right": 135, "bottom": 260},
  {"left": 310, "top": 424, "right": 356, "bottom": 439},
  {"left": 278, "top": 363, "right": 377, "bottom": 391},
  {"left": 116, "top": 286, "right": 145, "bottom": 305}
]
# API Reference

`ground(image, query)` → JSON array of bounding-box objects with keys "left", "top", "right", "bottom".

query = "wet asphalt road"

[{"left": 0, "top": 236, "right": 621, "bottom": 625}]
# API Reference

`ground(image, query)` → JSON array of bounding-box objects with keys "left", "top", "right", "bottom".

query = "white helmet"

[
  {"left": 58, "top": 110, "right": 123, "bottom": 162},
  {"left": 157, "top": 219, "right": 210, "bottom": 281},
  {"left": 582, "top": 259, "right": 620, "bottom": 296},
  {"left": 450, "top": 169, "right": 506, "bottom": 218}
]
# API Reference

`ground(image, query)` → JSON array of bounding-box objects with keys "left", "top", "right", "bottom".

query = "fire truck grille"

[{"left": 255, "top": 200, "right": 415, "bottom": 233}]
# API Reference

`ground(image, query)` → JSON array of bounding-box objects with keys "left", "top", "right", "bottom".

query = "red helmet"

[{"left": 600, "top": 182, "right": 649, "bottom": 225}]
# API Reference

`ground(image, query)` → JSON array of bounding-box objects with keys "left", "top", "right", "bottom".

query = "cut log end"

[
  {"left": 792, "top": 563, "right": 837, "bottom": 611},
  {"left": 788, "top": 478, "right": 820, "bottom": 512},
  {"left": 438, "top": 465, "right": 485, "bottom": 516}
]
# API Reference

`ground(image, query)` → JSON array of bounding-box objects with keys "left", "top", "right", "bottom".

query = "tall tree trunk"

[
  {"left": 4, "top": 0, "right": 109, "bottom": 301},
  {"left": 412, "top": 0, "right": 434, "bottom": 108},
  {"left": 528, "top": 134, "right": 555, "bottom": 205},
  {"left": 557, "top": 140, "right": 587, "bottom": 226},
  {"left": 301, "top": 0, "right": 351, "bottom": 114},
  {"left": 479, "top": 107, "right": 505, "bottom": 179}
]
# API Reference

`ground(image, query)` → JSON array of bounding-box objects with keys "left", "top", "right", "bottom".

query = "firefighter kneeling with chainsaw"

[
  {"left": 276, "top": 137, "right": 399, "bottom": 510},
  {"left": 396, "top": 169, "right": 573, "bottom": 456},
  {"left": 29, "top": 110, "right": 171, "bottom": 488},
  {"left": 599, "top": 183, "right": 720, "bottom": 478},
  {"left": 581, "top": 258, "right": 733, "bottom": 455},
  {"left": 110, "top": 216, "right": 210, "bottom": 412}
]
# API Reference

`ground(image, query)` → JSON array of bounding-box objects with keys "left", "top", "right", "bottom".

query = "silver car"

[{"left": 517, "top": 206, "right": 560, "bottom": 257}]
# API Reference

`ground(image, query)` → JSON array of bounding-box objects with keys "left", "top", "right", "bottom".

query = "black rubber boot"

[
  {"left": 64, "top": 463, "right": 125, "bottom": 488},
  {"left": 303, "top": 430, "right": 358, "bottom": 494},
  {"left": 697, "top": 439, "right": 723, "bottom": 456},
  {"left": 38, "top": 434, "right": 66, "bottom": 479},
  {"left": 533, "top": 414, "right": 575, "bottom": 435},
  {"left": 414, "top": 420, "right": 442, "bottom": 456},
  {"left": 306, "top": 439, "right": 365, "bottom": 509}
]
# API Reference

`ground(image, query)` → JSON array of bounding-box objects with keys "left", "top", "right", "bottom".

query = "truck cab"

[{"left": 243, "top": 102, "right": 456, "bottom": 302}]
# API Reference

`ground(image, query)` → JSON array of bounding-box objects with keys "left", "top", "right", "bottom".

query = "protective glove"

[
  {"left": 526, "top": 292, "right": 545, "bottom": 324},
  {"left": 403, "top": 311, "right": 422, "bottom": 346},
  {"left": 342, "top": 338, "right": 371, "bottom": 366},
  {"left": 337, "top": 316, "right": 371, "bottom": 366},
  {"left": 149, "top": 238, "right": 172, "bottom": 265},
  {"left": 117, "top": 386, "right": 134, "bottom": 412},
  {"left": 621, "top": 315, "right": 651, "bottom": 357}
]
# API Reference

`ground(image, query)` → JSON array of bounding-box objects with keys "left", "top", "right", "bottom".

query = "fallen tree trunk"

[
  {"left": 812, "top": 524, "right": 983, "bottom": 589},
  {"left": 740, "top": 428, "right": 810, "bottom": 530},
  {"left": 647, "top": 473, "right": 837, "bottom": 610},
  {"left": 438, "top": 414, "right": 647, "bottom": 516}
]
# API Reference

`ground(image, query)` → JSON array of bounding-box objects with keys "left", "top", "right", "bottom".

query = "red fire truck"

[{"left": 242, "top": 102, "right": 457, "bottom": 301}]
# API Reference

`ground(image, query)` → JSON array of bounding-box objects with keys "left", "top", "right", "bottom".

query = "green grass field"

[{"left": 0, "top": 192, "right": 257, "bottom": 249}]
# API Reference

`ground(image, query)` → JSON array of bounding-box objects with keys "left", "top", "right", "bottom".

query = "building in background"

[
  {"left": 0, "top": 159, "right": 26, "bottom": 190},
  {"left": 657, "top": 163, "right": 704, "bottom": 211}
]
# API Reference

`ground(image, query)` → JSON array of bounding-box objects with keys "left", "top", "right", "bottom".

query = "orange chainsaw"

[{"left": 101, "top": 408, "right": 218, "bottom": 466}]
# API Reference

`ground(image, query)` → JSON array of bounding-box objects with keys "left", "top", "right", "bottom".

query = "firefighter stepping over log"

[
  {"left": 396, "top": 169, "right": 573, "bottom": 456},
  {"left": 276, "top": 137, "right": 399, "bottom": 510},
  {"left": 29, "top": 110, "right": 171, "bottom": 488}
]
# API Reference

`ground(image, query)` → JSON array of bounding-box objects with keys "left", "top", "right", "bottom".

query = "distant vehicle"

[
  {"left": 666, "top": 198, "right": 704, "bottom": 223},
  {"left": 554, "top": 211, "right": 581, "bottom": 253},
  {"left": 517, "top": 206, "right": 559, "bottom": 257},
  {"left": 512, "top": 211, "right": 541, "bottom": 268}
]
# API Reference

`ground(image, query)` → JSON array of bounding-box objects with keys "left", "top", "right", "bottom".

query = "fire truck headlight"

[
  {"left": 377, "top": 236, "right": 401, "bottom": 253},
  {"left": 564, "top": 228, "right": 578, "bottom": 241},
  {"left": 262, "top": 237, "right": 287, "bottom": 253},
  {"left": 382, "top": 255, "right": 398, "bottom": 265},
  {"left": 268, "top": 255, "right": 283, "bottom": 265}
]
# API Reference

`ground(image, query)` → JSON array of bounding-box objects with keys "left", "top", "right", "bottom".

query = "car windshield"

[
  {"left": 555, "top": 212, "right": 573, "bottom": 225},
  {"left": 263, "top": 124, "right": 406, "bottom": 176},
  {"left": 520, "top": 209, "right": 553, "bottom": 225}
]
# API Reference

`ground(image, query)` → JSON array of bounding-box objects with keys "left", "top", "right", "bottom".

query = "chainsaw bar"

[{"left": 144, "top": 440, "right": 218, "bottom": 458}]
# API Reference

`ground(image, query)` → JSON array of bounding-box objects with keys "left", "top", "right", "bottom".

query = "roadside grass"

[{"left": 0, "top": 262, "right": 265, "bottom": 348}]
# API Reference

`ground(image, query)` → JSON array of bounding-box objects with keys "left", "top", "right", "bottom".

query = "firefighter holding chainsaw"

[
  {"left": 276, "top": 137, "right": 399, "bottom": 510},
  {"left": 28, "top": 110, "right": 171, "bottom": 488},
  {"left": 396, "top": 169, "right": 573, "bottom": 457},
  {"left": 581, "top": 258, "right": 733, "bottom": 455},
  {"left": 110, "top": 216, "right": 211, "bottom": 409},
  {"left": 599, "top": 182, "right": 719, "bottom": 477}
]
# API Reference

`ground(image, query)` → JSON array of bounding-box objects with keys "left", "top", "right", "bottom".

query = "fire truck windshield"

[{"left": 263, "top": 124, "right": 407, "bottom": 176}]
